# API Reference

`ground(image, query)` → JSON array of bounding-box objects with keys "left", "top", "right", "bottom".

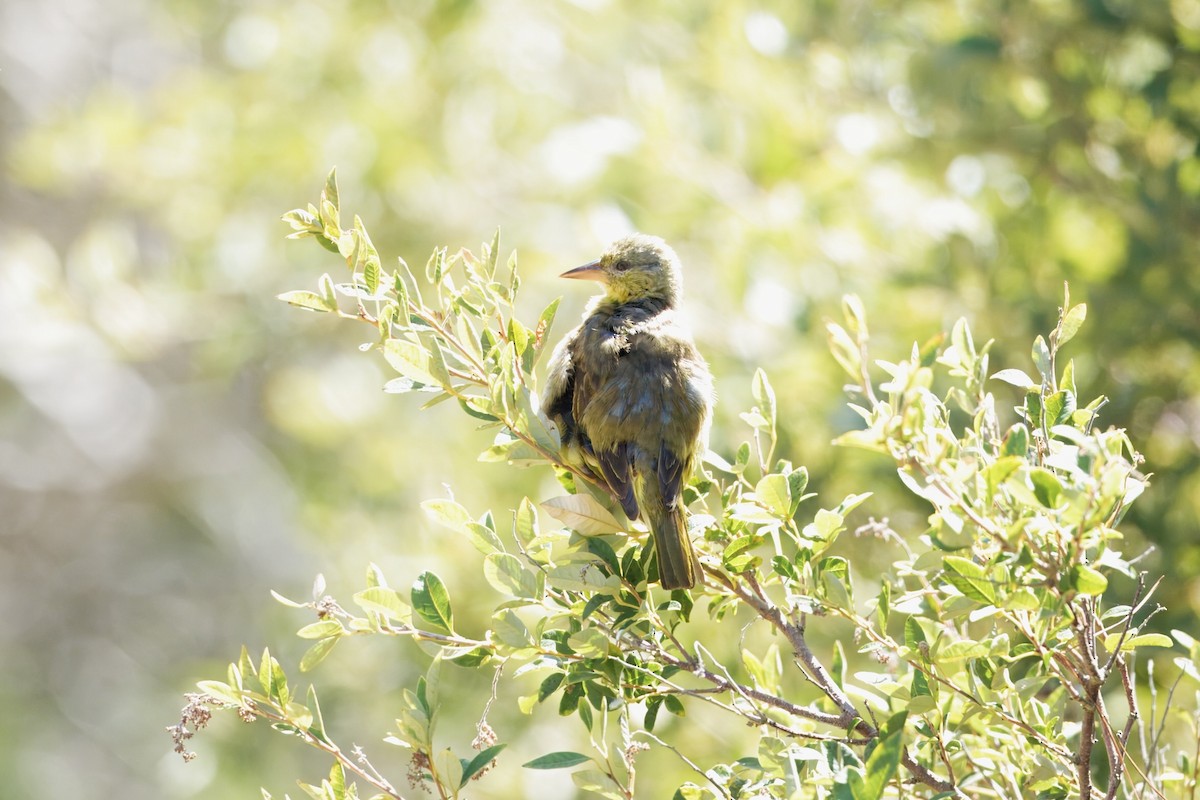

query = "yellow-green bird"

[{"left": 543, "top": 234, "right": 714, "bottom": 589}]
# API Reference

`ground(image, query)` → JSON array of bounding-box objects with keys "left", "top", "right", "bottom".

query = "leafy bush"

[{"left": 172, "top": 173, "right": 1192, "bottom": 799}]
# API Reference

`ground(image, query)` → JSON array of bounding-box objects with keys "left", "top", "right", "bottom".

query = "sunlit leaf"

[
  {"left": 541, "top": 495, "right": 623, "bottom": 535},
  {"left": 412, "top": 572, "right": 454, "bottom": 632}
]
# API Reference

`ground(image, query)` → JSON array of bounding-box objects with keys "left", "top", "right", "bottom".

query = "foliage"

[{"left": 175, "top": 174, "right": 1196, "bottom": 799}]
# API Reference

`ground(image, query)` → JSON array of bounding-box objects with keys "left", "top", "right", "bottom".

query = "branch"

[{"left": 714, "top": 569, "right": 957, "bottom": 794}]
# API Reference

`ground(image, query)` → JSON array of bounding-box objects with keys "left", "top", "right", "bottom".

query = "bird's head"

[{"left": 561, "top": 233, "right": 683, "bottom": 306}]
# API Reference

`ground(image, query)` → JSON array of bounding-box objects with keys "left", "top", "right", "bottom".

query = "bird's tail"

[{"left": 640, "top": 479, "right": 701, "bottom": 590}]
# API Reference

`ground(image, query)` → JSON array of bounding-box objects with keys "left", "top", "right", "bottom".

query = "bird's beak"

[{"left": 560, "top": 259, "right": 608, "bottom": 283}]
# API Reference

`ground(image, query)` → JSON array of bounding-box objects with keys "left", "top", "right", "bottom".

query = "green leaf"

[
  {"left": 1119, "top": 633, "right": 1172, "bottom": 651},
  {"left": 461, "top": 744, "right": 507, "bottom": 785},
  {"left": 755, "top": 473, "right": 792, "bottom": 518},
  {"left": 752, "top": 369, "right": 777, "bottom": 431},
  {"left": 1059, "top": 303, "right": 1087, "bottom": 346},
  {"left": 384, "top": 338, "right": 439, "bottom": 386},
  {"left": 299, "top": 637, "right": 339, "bottom": 672},
  {"left": 465, "top": 521, "right": 505, "bottom": 556},
  {"left": 491, "top": 608, "right": 533, "bottom": 649},
  {"left": 327, "top": 762, "right": 346, "bottom": 800},
  {"left": 855, "top": 711, "right": 907, "bottom": 800},
  {"left": 1061, "top": 358, "right": 1077, "bottom": 397},
  {"left": 842, "top": 294, "right": 868, "bottom": 338},
  {"left": 277, "top": 290, "right": 336, "bottom": 312},
  {"left": 422, "top": 499, "right": 472, "bottom": 532},
  {"left": 533, "top": 297, "right": 560, "bottom": 353},
  {"left": 1044, "top": 390, "right": 1076, "bottom": 427},
  {"left": 412, "top": 572, "right": 454, "bottom": 632},
  {"left": 434, "top": 748, "right": 463, "bottom": 794},
  {"left": 322, "top": 168, "right": 340, "bottom": 219},
  {"left": 541, "top": 495, "right": 623, "bottom": 535},
  {"left": 788, "top": 467, "right": 810, "bottom": 512},
  {"left": 514, "top": 496, "right": 539, "bottom": 548},
  {"left": 197, "top": 679, "right": 244, "bottom": 707},
  {"left": 803, "top": 508, "right": 845, "bottom": 541},
  {"left": 1029, "top": 468, "right": 1064, "bottom": 508},
  {"left": 991, "top": 368, "right": 1036, "bottom": 389},
  {"left": 483, "top": 552, "right": 538, "bottom": 598},
  {"left": 354, "top": 586, "right": 411, "bottom": 621},
  {"left": 1001, "top": 425, "right": 1029, "bottom": 458},
  {"left": 567, "top": 628, "right": 610, "bottom": 658},
  {"left": 353, "top": 216, "right": 381, "bottom": 295},
  {"left": 722, "top": 535, "right": 761, "bottom": 573},
  {"left": 524, "top": 751, "right": 593, "bottom": 770},
  {"left": 827, "top": 321, "right": 861, "bottom": 379},
  {"left": 1031, "top": 335, "right": 1051, "bottom": 381},
  {"left": 485, "top": 228, "right": 501, "bottom": 278},
  {"left": 1066, "top": 564, "right": 1108, "bottom": 596},
  {"left": 297, "top": 620, "right": 343, "bottom": 639},
  {"left": 942, "top": 556, "right": 997, "bottom": 604}
]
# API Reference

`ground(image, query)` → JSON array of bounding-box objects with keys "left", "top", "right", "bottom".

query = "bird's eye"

[{"left": 613, "top": 259, "right": 630, "bottom": 272}]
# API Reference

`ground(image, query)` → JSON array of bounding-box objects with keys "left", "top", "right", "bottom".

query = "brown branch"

[
  {"left": 714, "top": 569, "right": 957, "bottom": 793},
  {"left": 1103, "top": 655, "right": 1139, "bottom": 800},
  {"left": 1078, "top": 678, "right": 1099, "bottom": 799}
]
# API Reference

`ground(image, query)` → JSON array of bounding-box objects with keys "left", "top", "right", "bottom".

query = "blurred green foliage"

[{"left": 3, "top": 0, "right": 1199, "bottom": 797}]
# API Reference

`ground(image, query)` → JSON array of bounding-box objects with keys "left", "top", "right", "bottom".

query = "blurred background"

[{"left": 3, "top": 0, "right": 1198, "bottom": 797}]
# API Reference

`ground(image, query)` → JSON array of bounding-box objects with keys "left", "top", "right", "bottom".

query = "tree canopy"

[{"left": 2, "top": 0, "right": 1199, "bottom": 798}]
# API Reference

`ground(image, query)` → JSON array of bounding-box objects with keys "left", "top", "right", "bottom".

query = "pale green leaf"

[{"left": 541, "top": 495, "right": 623, "bottom": 535}]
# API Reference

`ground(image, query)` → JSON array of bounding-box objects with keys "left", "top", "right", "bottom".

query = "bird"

[{"left": 542, "top": 234, "right": 714, "bottom": 590}]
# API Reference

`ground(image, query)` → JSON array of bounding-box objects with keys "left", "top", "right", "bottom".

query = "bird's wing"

[
  {"left": 656, "top": 440, "right": 685, "bottom": 511},
  {"left": 542, "top": 324, "right": 580, "bottom": 441},
  {"left": 596, "top": 442, "right": 639, "bottom": 520}
]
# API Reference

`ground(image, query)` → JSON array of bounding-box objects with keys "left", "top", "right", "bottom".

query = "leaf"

[
  {"left": 827, "top": 321, "right": 861, "bottom": 378},
  {"left": 327, "top": 762, "right": 346, "bottom": 799},
  {"left": 568, "top": 628, "right": 610, "bottom": 658},
  {"left": 461, "top": 744, "right": 507, "bottom": 785},
  {"left": 270, "top": 590, "right": 308, "bottom": 608},
  {"left": 1059, "top": 303, "right": 1087, "bottom": 345},
  {"left": 434, "top": 748, "right": 463, "bottom": 794},
  {"left": 384, "top": 339, "right": 439, "bottom": 386},
  {"left": 297, "top": 620, "right": 344, "bottom": 639},
  {"left": 1031, "top": 335, "right": 1051, "bottom": 382},
  {"left": 523, "top": 751, "right": 593, "bottom": 770},
  {"left": 991, "top": 368, "right": 1036, "bottom": 389},
  {"left": 1066, "top": 564, "right": 1108, "bottom": 596},
  {"left": 755, "top": 473, "right": 792, "bottom": 518},
  {"left": 422, "top": 499, "right": 472, "bottom": 533},
  {"left": 412, "top": 572, "right": 454, "bottom": 632},
  {"left": 703, "top": 449, "right": 738, "bottom": 474},
  {"left": 942, "top": 556, "right": 997, "bottom": 604},
  {"left": 197, "top": 680, "right": 244, "bottom": 707},
  {"left": 1001, "top": 425, "right": 1029, "bottom": 458},
  {"left": 752, "top": 369, "right": 777, "bottom": 431},
  {"left": 1119, "top": 633, "right": 1172, "bottom": 651},
  {"left": 277, "top": 290, "right": 335, "bottom": 312},
  {"left": 854, "top": 711, "right": 907, "bottom": 800},
  {"left": 483, "top": 553, "right": 538, "bottom": 598},
  {"left": 1029, "top": 468, "right": 1064, "bottom": 508},
  {"left": 1044, "top": 390, "right": 1076, "bottom": 427},
  {"left": 354, "top": 216, "right": 381, "bottom": 295},
  {"left": 299, "top": 637, "right": 339, "bottom": 672},
  {"left": 465, "top": 521, "right": 506, "bottom": 556},
  {"left": 514, "top": 496, "right": 539, "bottom": 549},
  {"left": 354, "top": 586, "right": 411, "bottom": 621},
  {"left": 803, "top": 508, "right": 845, "bottom": 541},
  {"left": 541, "top": 495, "right": 623, "bottom": 535},
  {"left": 491, "top": 609, "right": 533, "bottom": 649},
  {"left": 322, "top": 168, "right": 340, "bottom": 219},
  {"left": 572, "top": 769, "right": 625, "bottom": 799},
  {"left": 788, "top": 468, "right": 810, "bottom": 512}
]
